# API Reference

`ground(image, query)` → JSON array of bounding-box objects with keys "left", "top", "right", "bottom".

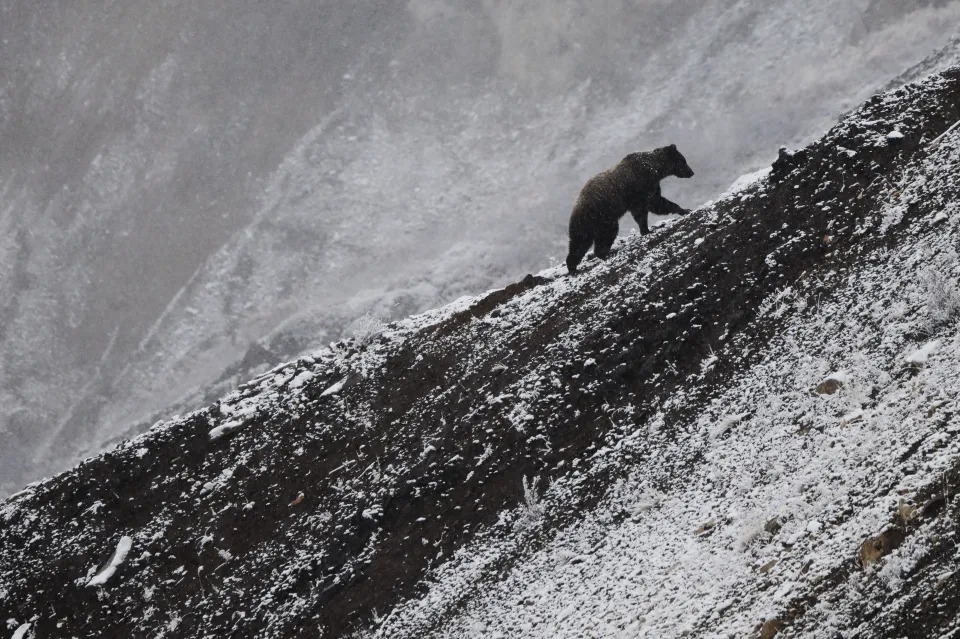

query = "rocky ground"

[{"left": 2, "top": 66, "right": 960, "bottom": 639}]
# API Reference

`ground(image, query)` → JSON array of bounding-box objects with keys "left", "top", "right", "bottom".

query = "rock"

[
  {"left": 859, "top": 527, "right": 906, "bottom": 567},
  {"left": 927, "top": 400, "right": 946, "bottom": 417},
  {"left": 764, "top": 517, "right": 782, "bottom": 535},
  {"left": 815, "top": 371, "right": 849, "bottom": 395},
  {"left": 840, "top": 408, "right": 864, "bottom": 426},
  {"left": 759, "top": 618, "right": 784, "bottom": 639},
  {"left": 897, "top": 499, "right": 918, "bottom": 524},
  {"left": 771, "top": 146, "right": 808, "bottom": 181},
  {"left": 815, "top": 379, "right": 842, "bottom": 394},
  {"left": 905, "top": 340, "right": 940, "bottom": 366},
  {"left": 920, "top": 494, "right": 948, "bottom": 519}
]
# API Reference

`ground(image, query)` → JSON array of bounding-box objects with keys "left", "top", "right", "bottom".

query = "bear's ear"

[{"left": 668, "top": 143, "right": 677, "bottom": 150}]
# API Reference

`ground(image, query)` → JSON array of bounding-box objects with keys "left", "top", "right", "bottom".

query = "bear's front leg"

[
  {"left": 651, "top": 186, "right": 690, "bottom": 216},
  {"left": 652, "top": 195, "right": 689, "bottom": 216},
  {"left": 566, "top": 226, "right": 594, "bottom": 274}
]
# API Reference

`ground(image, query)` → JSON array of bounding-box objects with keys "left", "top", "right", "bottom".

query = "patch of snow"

[
  {"left": 824, "top": 370, "right": 850, "bottom": 383},
  {"left": 220, "top": 400, "right": 258, "bottom": 418},
  {"left": 905, "top": 339, "right": 940, "bottom": 365},
  {"left": 717, "top": 166, "right": 772, "bottom": 201},
  {"left": 840, "top": 408, "right": 865, "bottom": 425},
  {"left": 708, "top": 411, "right": 750, "bottom": 442},
  {"left": 87, "top": 536, "right": 133, "bottom": 587},
  {"left": 321, "top": 377, "right": 347, "bottom": 397},
  {"left": 288, "top": 371, "right": 315, "bottom": 389},
  {"left": 929, "top": 118, "right": 960, "bottom": 148},
  {"left": 208, "top": 420, "right": 244, "bottom": 441}
]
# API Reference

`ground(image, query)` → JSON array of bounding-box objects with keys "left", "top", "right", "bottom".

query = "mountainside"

[
  {"left": 3, "top": 65, "right": 960, "bottom": 638},
  {"left": 5, "top": 1, "right": 960, "bottom": 496}
]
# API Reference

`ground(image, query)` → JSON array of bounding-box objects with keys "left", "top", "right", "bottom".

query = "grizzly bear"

[{"left": 566, "top": 144, "right": 694, "bottom": 274}]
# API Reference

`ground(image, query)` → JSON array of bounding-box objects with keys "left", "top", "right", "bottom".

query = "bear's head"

[{"left": 660, "top": 144, "right": 694, "bottom": 178}]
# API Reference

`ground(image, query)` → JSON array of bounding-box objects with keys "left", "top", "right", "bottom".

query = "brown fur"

[{"left": 566, "top": 145, "right": 694, "bottom": 274}]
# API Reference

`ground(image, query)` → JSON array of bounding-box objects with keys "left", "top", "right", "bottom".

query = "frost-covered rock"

[
  {"left": 86, "top": 536, "right": 133, "bottom": 587},
  {"left": 886, "top": 129, "right": 906, "bottom": 143},
  {"left": 321, "top": 377, "right": 348, "bottom": 397},
  {"left": 905, "top": 339, "right": 941, "bottom": 365},
  {"left": 815, "top": 370, "right": 850, "bottom": 395},
  {"left": 859, "top": 528, "right": 906, "bottom": 568}
]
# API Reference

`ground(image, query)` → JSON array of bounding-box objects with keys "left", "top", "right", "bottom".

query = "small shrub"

[
  {"left": 922, "top": 266, "right": 960, "bottom": 331},
  {"left": 517, "top": 475, "right": 545, "bottom": 530},
  {"left": 353, "top": 313, "right": 386, "bottom": 347}
]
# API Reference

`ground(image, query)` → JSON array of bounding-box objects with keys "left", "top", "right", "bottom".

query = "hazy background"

[{"left": 2, "top": 0, "right": 959, "bottom": 495}]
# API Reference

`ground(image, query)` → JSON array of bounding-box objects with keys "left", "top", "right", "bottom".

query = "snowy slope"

[
  {"left": 375, "top": 136, "right": 960, "bottom": 637},
  {"left": 4, "top": 1, "right": 960, "bottom": 496},
  {"left": 2, "top": 65, "right": 960, "bottom": 638}
]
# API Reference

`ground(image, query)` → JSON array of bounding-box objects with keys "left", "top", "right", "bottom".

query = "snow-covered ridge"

[{"left": 2, "top": 66, "right": 960, "bottom": 638}]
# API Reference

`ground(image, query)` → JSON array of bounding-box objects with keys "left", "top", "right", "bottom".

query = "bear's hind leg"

[{"left": 592, "top": 221, "right": 619, "bottom": 259}]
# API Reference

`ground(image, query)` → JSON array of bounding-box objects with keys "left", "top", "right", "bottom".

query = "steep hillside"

[
  {"left": 5, "top": 1, "right": 960, "bottom": 496},
  {"left": 2, "top": 67, "right": 960, "bottom": 638}
]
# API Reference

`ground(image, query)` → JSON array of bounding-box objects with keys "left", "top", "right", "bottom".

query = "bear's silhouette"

[{"left": 566, "top": 145, "right": 694, "bottom": 274}]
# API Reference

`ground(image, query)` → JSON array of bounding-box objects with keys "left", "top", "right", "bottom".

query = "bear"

[{"left": 566, "top": 144, "right": 694, "bottom": 274}]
